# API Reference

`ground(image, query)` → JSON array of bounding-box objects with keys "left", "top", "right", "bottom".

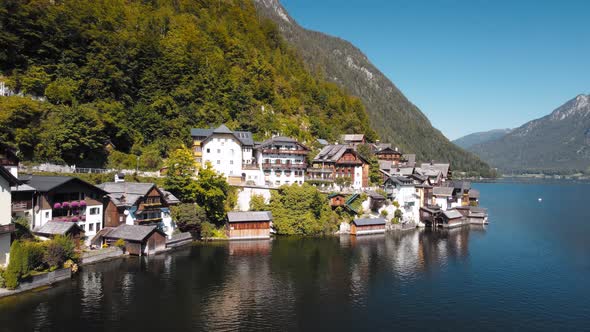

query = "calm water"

[{"left": 1, "top": 182, "right": 590, "bottom": 331}]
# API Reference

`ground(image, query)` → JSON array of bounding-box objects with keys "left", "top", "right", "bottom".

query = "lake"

[{"left": 1, "top": 181, "right": 589, "bottom": 331}]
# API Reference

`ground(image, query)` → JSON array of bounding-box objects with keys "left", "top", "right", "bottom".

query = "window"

[
  {"left": 206, "top": 148, "right": 210, "bottom": 153},
  {"left": 45, "top": 211, "right": 50, "bottom": 219},
  {"left": 89, "top": 223, "right": 94, "bottom": 231},
  {"left": 217, "top": 149, "right": 221, "bottom": 154},
  {"left": 230, "top": 160, "right": 233, "bottom": 165},
  {"left": 119, "top": 216, "right": 124, "bottom": 222},
  {"left": 217, "top": 160, "right": 220, "bottom": 165},
  {"left": 96, "top": 223, "right": 101, "bottom": 231},
  {"left": 90, "top": 207, "right": 100, "bottom": 215}
]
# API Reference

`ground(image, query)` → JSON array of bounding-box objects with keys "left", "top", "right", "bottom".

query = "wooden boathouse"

[
  {"left": 226, "top": 211, "right": 272, "bottom": 240},
  {"left": 351, "top": 217, "right": 386, "bottom": 235}
]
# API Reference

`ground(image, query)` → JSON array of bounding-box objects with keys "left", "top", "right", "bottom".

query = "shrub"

[
  {"left": 43, "top": 236, "right": 76, "bottom": 268},
  {"left": 0, "top": 268, "right": 5, "bottom": 288},
  {"left": 392, "top": 201, "right": 400, "bottom": 208},
  {"left": 200, "top": 222, "right": 215, "bottom": 240},
  {"left": 380, "top": 210, "right": 388, "bottom": 217},
  {"left": 114, "top": 239, "right": 126, "bottom": 249}
]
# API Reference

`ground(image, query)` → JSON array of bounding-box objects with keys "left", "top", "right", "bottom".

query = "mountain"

[
  {"left": 469, "top": 94, "right": 590, "bottom": 173},
  {"left": 453, "top": 129, "right": 512, "bottom": 149},
  {"left": 253, "top": 0, "right": 494, "bottom": 177},
  {"left": 0, "top": 0, "right": 376, "bottom": 168}
]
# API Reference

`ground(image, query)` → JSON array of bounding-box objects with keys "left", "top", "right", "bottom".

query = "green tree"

[
  {"left": 194, "top": 164, "right": 230, "bottom": 225},
  {"left": 164, "top": 147, "right": 196, "bottom": 202},
  {"left": 171, "top": 203, "right": 207, "bottom": 234},
  {"left": 249, "top": 194, "right": 267, "bottom": 211}
]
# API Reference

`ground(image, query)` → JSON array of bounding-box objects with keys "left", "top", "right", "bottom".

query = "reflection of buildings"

[{"left": 228, "top": 240, "right": 271, "bottom": 256}]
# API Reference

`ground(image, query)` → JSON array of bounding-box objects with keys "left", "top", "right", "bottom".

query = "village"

[{"left": 0, "top": 125, "right": 487, "bottom": 294}]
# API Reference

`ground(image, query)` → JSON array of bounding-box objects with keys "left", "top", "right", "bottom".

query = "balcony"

[
  {"left": 242, "top": 163, "right": 259, "bottom": 170},
  {"left": 261, "top": 163, "right": 307, "bottom": 170},
  {"left": 261, "top": 148, "right": 308, "bottom": 156},
  {"left": 305, "top": 176, "right": 334, "bottom": 183},
  {"left": 137, "top": 217, "right": 162, "bottom": 224},
  {"left": 12, "top": 200, "right": 32, "bottom": 211},
  {"left": 0, "top": 224, "right": 15, "bottom": 235},
  {"left": 307, "top": 167, "right": 333, "bottom": 174}
]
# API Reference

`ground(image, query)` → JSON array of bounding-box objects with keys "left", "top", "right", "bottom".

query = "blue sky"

[{"left": 281, "top": 0, "right": 590, "bottom": 140}]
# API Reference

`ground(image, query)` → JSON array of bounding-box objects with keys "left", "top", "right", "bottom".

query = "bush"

[
  {"left": 380, "top": 210, "right": 388, "bottom": 217},
  {"left": 171, "top": 203, "right": 208, "bottom": 234},
  {"left": 114, "top": 239, "right": 126, "bottom": 249},
  {"left": 392, "top": 201, "right": 400, "bottom": 208},
  {"left": 200, "top": 222, "right": 215, "bottom": 240},
  {"left": 0, "top": 268, "right": 5, "bottom": 288},
  {"left": 43, "top": 236, "right": 76, "bottom": 269}
]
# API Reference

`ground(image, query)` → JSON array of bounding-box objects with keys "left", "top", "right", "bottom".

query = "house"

[
  {"left": 97, "top": 181, "right": 176, "bottom": 238},
  {"left": 419, "top": 205, "right": 442, "bottom": 226},
  {"left": 432, "top": 186, "right": 454, "bottom": 210},
  {"left": 308, "top": 145, "right": 370, "bottom": 189},
  {"left": 419, "top": 162, "right": 451, "bottom": 181},
  {"left": 468, "top": 189, "right": 480, "bottom": 206},
  {"left": 257, "top": 136, "right": 310, "bottom": 187},
  {"left": 383, "top": 176, "right": 420, "bottom": 223},
  {"left": 97, "top": 224, "right": 166, "bottom": 256},
  {"left": 375, "top": 146, "right": 403, "bottom": 164},
  {"left": 226, "top": 211, "right": 272, "bottom": 240},
  {"left": 328, "top": 193, "right": 347, "bottom": 208},
  {"left": 441, "top": 209, "right": 465, "bottom": 228},
  {"left": 192, "top": 124, "right": 255, "bottom": 185},
  {"left": 1, "top": 166, "right": 21, "bottom": 266},
  {"left": 11, "top": 175, "right": 107, "bottom": 240},
  {"left": 340, "top": 134, "right": 365, "bottom": 146},
  {"left": 351, "top": 217, "right": 386, "bottom": 235},
  {"left": 402, "top": 154, "right": 416, "bottom": 167},
  {"left": 33, "top": 221, "right": 85, "bottom": 244},
  {"left": 367, "top": 190, "right": 386, "bottom": 211},
  {"left": 447, "top": 181, "right": 471, "bottom": 207}
]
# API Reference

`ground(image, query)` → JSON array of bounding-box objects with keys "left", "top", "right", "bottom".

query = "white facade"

[
  {"left": 434, "top": 196, "right": 449, "bottom": 211},
  {"left": 0, "top": 175, "right": 11, "bottom": 266},
  {"left": 202, "top": 133, "right": 243, "bottom": 178},
  {"left": 393, "top": 186, "right": 420, "bottom": 224},
  {"left": 353, "top": 165, "right": 363, "bottom": 190},
  {"left": 258, "top": 138, "right": 309, "bottom": 187}
]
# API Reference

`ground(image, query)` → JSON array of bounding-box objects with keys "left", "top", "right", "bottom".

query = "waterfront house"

[
  {"left": 328, "top": 193, "right": 347, "bottom": 208},
  {"left": 11, "top": 175, "right": 107, "bottom": 240},
  {"left": 256, "top": 136, "right": 310, "bottom": 187},
  {"left": 351, "top": 217, "right": 386, "bottom": 235},
  {"left": 432, "top": 186, "right": 454, "bottom": 210},
  {"left": 98, "top": 181, "right": 176, "bottom": 238},
  {"left": 97, "top": 224, "right": 166, "bottom": 256},
  {"left": 441, "top": 209, "right": 465, "bottom": 228},
  {"left": 226, "top": 211, "right": 272, "bottom": 240},
  {"left": 340, "top": 134, "right": 365, "bottom": 147},
  {"left": 33, "top": 221, "right": 85, "bottom": 244},
  {"left": 1, "top": 166, "right": 21, "bottom": 266},
  {"left": 383, "top": 176, "right": 420, "bottom": 223},
  {"left": 419, "top": 205, "right": 442, "bottom": 226},
  {"left": 448, "top": 181, "right": 471, "bottom": 207},
  {"left": 468, "top": 189, "right": 480, "bottom": 206},
  {"left": 308, "top": 145, "right": 370, "bottom": 189}
]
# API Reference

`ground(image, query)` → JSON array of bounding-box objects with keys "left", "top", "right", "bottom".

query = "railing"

[
  {"left": 12, "top": 200, "right": 32, "bottom": 211},
  {"left": 261, "top": 163, "right": 307, "bottom": 170},
  {"left": 138, "top": 217, "right": 162, "bottom": 224},
  {"left": 0, "top": 224, "right": 15, "bottom": 234},
  {"left": 261, "top": 148, "right": 308, "bottom": 155},
  {"left": 307, "top": 168, "right": 333, "bottom": 173},
  {"left": 242, "top": 164, "right": 259, "bottom": 170},
  {"left": 304, "top": 177, "right": 334, "bottom": 182}
]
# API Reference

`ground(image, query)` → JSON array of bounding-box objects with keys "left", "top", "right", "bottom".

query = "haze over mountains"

[
  {"left": 453, "top": 129, "right": 512, "bottom": 149},
  {"left": 467, "top": 94, "right": 590, "bottom": 173},
  {"left": 254, "top": 0, "right": 493, "bottom": 176}
]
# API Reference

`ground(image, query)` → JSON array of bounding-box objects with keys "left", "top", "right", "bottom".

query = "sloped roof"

[
  {"left": 234, "top": 131, "right": 254, "bottom": 146},
  {"left": 317, "top": 138, "right": 329, "bottom": 146},
  {"left": 469, "top": 189, "right": 480, "bottom": 198},
  {"left": 313, "top": 144, "right": 367, "bottom": 164},
  {"left": 160, "top": 188, "right": 181, "bottom": 205},
  {"left": 449, "top": 181, "right": 471, "bottom": 191},
  {"left": 391, "top": 167, "right": 414, "bottom": 176},
  {"left": 190, "top": 128, "right": 214, "bottom": 138},
  {"left": 433, "top": 186, "right": 454, "bottom": 197},
  {"left": 443, "top": 210, "right": 463, "bottom": 219},
  {"left": 213, "top": 124, "right": 233, "bottom": 134},
  {"left": 34, "top": 221, "right": 84, "bottom": 236},
  {"left": 403, "top": 154, "right": 416, "bottom": 166},
  {"left": 353, "top": 217, "right": 386, "bottom": 226},
  {"left": 420, "top": 163, "right": 450, "bottom": 177},
  {"left": 375, "top": 146, "right": 402, "bottom": 155},
  {"left": 97, "top": 182, "right": 158, "bottom": 207},
  {"left": 258, "top": 136, "right": 309, "bottom": 150},
  {"left": 385, "top": 176, "right": 414, "bottom": 186},
  {"left": 0, "top": 166, "right": 21, "bottom": 186},
  {"left": 227, "top": 211, "right": 273, "bottom": 223},
  {"left": 367, "top": 191, "right": 385, "bottom": 200},
  {"left": 378, "top": 160, "right": 393, "bottom": 170},
  {"left": 104, "top": 224, "right": 164, "bottom": 242},
  {"left": 341, "top": 134, "right": 364, "bottom": 142},
  {"left": 18, "top": 175, "right": 107, "bottom": 194}
]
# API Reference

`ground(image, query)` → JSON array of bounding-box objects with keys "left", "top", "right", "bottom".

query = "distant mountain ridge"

[
  {"left": 453, "top": 129, "right": 512, "bottom": 149},
  {"left": 469, "top": 94, "right": 590, "bottom": 173},
  {"left": 253, "top": 0, "right": 494, "bottom": 177}
]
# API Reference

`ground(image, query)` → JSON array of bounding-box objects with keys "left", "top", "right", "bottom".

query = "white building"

[
  {"left": 1, "top": 167, "right": 20, "bottom": 266},
  {"left": 432, "top": 186, "right": 454, "bottom": 210},
  {"left": 11, "top": 175, "right": 107, "bottom": 242},
  {"left": 383, "top": 176, "right": 420, "bottom": 223},
  {"left": 257, "top": 136, "right": 309, "bottom": 187}
]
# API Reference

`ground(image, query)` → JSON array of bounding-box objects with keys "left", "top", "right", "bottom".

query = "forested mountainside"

[
  {"left": 469, "top": 94, "right": 590, "bottom": 174},
  {"left": 453, "top": 129, "right": 512, "bottom": 149},
  {"left": 254, "top": 0, "right": 494, "bottom": 177},
  {"left": 0, "top": 0, "right": 376, "bottom": 168}
]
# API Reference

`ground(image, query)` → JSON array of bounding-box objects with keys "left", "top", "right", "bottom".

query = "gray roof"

[
  {"left": 227, "top": 211, "right": 273, "bottom": 223},
  {"left": 450, "top": 181, "right": 471, "bottom": 191},
  {"left": 104, "top": 224, "right": 163, "bottom": 242},
  {"left": 420, "top": 163, "right": 450, "bottom": 177},
  {"left": 391, "top": 167, "right": 414, "bottom": 176},
  {"left": 317, "top": 138, "right": 329, "bottom": 145},
  {"left": 258, "top": 136, "right": 308, "bottom": 150},
  {"left": 367, "top": 191, "right": 385, "bottom": 200},
  {"left": 34, "top": 221, "right": 84, "bottom": 236},
  {"left": 385, "top": 176, "right": 414, "bottom": 186},
  {"left": 213, "top": 124, "right": 233, "bottom": 134},
  {"left": 443, "top": 210, "right": 463, "bottom": 219},
  {"left": 433, "top": 186, "right": 454, "bottom": 197},
  {"left": 341, "top": 134, "right": 364, "bottom": 142},
  {"left": 0, "top": 166, "right": 21, "bottom": 186},
  {"left": 469, "top": 189, "right": 480, "bottom": 198},
  {"left": 17, "top": 175, "right": 107, "bottom": 194},
  {"left": 375, "top": 146, "right": 402, "bottom": 155},
  {"left": 378, "top": 160, "right": 393, "bottom": 170},
  {"left": 160, "top": 188, "right": 181, "bottom": 204},
  {"left": 190, "top": 128, "right": 214, "bottom": 138},
  {"left": 314, "top": 144, "right": 367, "bottom": 163},
  {"left": 403, "top": 154, "right": 416, "bottom": 166},
  {"left": 353, "top": 217, "right": 386, "bottom": 226},
  {"left": 97, "top": 182, "right": 158, "bottom": 207},
  {"left": 234, "top": 131, "right": 254, "bottom": 146}
]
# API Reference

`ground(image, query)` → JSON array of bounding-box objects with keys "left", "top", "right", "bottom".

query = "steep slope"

[
  {"left": 254, "top": 0, "right": 493, "bottom": 176},
  {"left": 0, "top": 0, "right": 375, "bottom": 167},
  {"left": 469, "top": 95, "right": 590, "bottom": 173},
  {"left": 453, "top": 129, "right": 512, "bottom": 149}
]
